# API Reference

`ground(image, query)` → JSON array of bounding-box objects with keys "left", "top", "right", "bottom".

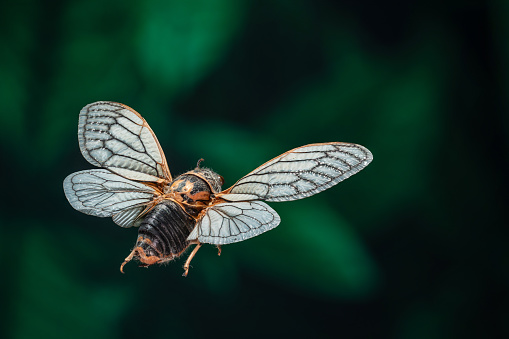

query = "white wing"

[
  {"left": 78, "top": 101, "right": 171, "bottom": 182},
  {"left": 187, "top": 201, "right": 281, "bottom": 245},
  {"left": 63, "top": 169, "right": 157, "bottom": 227},
  {"left": 220, "top": 142, "right": 373, "bottom": 202}
]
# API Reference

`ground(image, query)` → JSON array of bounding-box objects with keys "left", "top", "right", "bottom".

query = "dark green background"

[{"left": 1, "top": 0, "right": 508, "bottom": 338}]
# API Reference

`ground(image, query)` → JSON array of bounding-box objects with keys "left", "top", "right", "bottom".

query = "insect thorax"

[{"left": 164, "top": 167, "right": 223, "bottom": 209}]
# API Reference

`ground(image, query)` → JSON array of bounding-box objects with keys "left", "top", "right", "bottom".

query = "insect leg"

[
  {"left": 183, "top": 243, "right": 203, "bottom": 277},
  {"left": 120, "top": 249, "right": 136, "bottom": 273},
  {"left": 217, "top": 245, "right": 222, "bottom": 256}
]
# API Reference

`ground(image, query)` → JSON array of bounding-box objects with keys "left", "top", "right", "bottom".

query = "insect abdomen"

[{"left": 137, "top": 200, "right": 196, "bottom": 257}]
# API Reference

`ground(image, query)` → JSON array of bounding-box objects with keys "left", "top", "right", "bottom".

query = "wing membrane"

[
  {"left": 220, "top": 142, "right": 372, "bottom": 202},
  {"left": 187, "top": 201, "right": 281, "bottom": 245},
  {"left": 78, "top": 101, "right": 171, "bottom": 182},
  {"left": 63, "top": 169, "right": 158, "bottom": 227}
]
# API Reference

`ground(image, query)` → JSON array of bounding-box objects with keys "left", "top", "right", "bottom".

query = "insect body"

[
  {"left": 63, "top": 101, "right": 373, "bottom": 276},
  {"left": 121, "top": 168, "right": 223, "bottom": 272}
]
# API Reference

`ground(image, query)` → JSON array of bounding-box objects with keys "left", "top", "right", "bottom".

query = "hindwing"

[
  {"left": 187, "top": 201, "right": 280, "bottom": 245},
  {"left": 63, "top": 169, "right": 158, "bottom": 227}
]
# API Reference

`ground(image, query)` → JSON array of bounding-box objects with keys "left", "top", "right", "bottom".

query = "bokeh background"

[{"left": 1, "top": 0, "right": 508, "bottom": 338}]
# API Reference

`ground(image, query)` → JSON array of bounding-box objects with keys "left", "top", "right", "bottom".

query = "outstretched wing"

[
  {"left": 219, "top": 142, "right": 372, "bottom": 202},
  {"left": 78, "top": 101, "right": 171, "bottom": 183},
  {"left": 63, "top": 169, "right": 158, "bottom": 227},
  {"left": 187, "top": 201, "right": 280, "bottom": 245}
]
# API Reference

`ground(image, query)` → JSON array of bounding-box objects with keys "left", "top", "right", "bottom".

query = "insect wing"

[
  {"left": 78, "top": 101, "right": 171, "bottom": 183},
  {"left": 187, "top": 201, "right": 281, "bottom": 245},
  {"left": 220, "top": 142, "right": 372, "bottom": 202},
  {"left": 63, "top": 169, "right": 158, "bottom": 227}
]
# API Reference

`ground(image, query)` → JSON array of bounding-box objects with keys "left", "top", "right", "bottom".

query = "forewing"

[
  {"left": 220, "top": 142, "right": 372, "bottom": 202},
  {"left": 78, "top": 101, "right": 171, "bottom": 182},
  {"left": 187, "top": 201, "right": 281, "bottom": 245},
  {"left": 63, "top": 169, "right": 158, "bottom": 227}
]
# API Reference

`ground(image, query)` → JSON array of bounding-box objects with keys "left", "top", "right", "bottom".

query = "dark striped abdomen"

[{"left": 137, "top": 200, "right": 196, "bottom": 258}]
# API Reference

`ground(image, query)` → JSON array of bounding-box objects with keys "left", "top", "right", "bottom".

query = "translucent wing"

[
  {"left": 187, "top": 201, "right": 281, "bottom": 245},
  {"left": 78, "top": 101, "right": 171, "bottom": 183},
  {"left": 220, "top": 142, "right": 372, "bottom": 202},
  {"left": 63, "top": 169, "right": 158, "bottom": 227}
]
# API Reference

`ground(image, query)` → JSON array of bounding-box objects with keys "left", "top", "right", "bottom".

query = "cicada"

[{"left": 63, "top": 101, "right": 373, "bottom": 276}]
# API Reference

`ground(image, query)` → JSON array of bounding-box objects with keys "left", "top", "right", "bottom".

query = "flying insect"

[{"left": 63, "top": 101, "right": 373, "bottom": 276}]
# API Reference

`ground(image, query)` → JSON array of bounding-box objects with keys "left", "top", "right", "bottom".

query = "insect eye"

[{"left": 219, "top": 175, "right": 224, "bottom": 186}]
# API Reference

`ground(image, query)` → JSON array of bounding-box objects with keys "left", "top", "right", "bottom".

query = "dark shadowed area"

[{"left": 1, "top": 0, "right": 508, "bottom": 338}]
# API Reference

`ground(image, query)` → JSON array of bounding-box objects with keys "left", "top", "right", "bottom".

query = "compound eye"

[{"left": 219, "top": 175, "right": 225, "bottom": 186}]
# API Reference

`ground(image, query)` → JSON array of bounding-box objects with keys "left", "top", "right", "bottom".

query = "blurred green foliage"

[{"left": 1, "top": 0, "right": 508, "bottom": 338}]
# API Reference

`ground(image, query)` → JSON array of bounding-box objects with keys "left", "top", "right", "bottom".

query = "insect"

[{"left": 63, "top": 101, "right": 373, "bottom": 276}]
